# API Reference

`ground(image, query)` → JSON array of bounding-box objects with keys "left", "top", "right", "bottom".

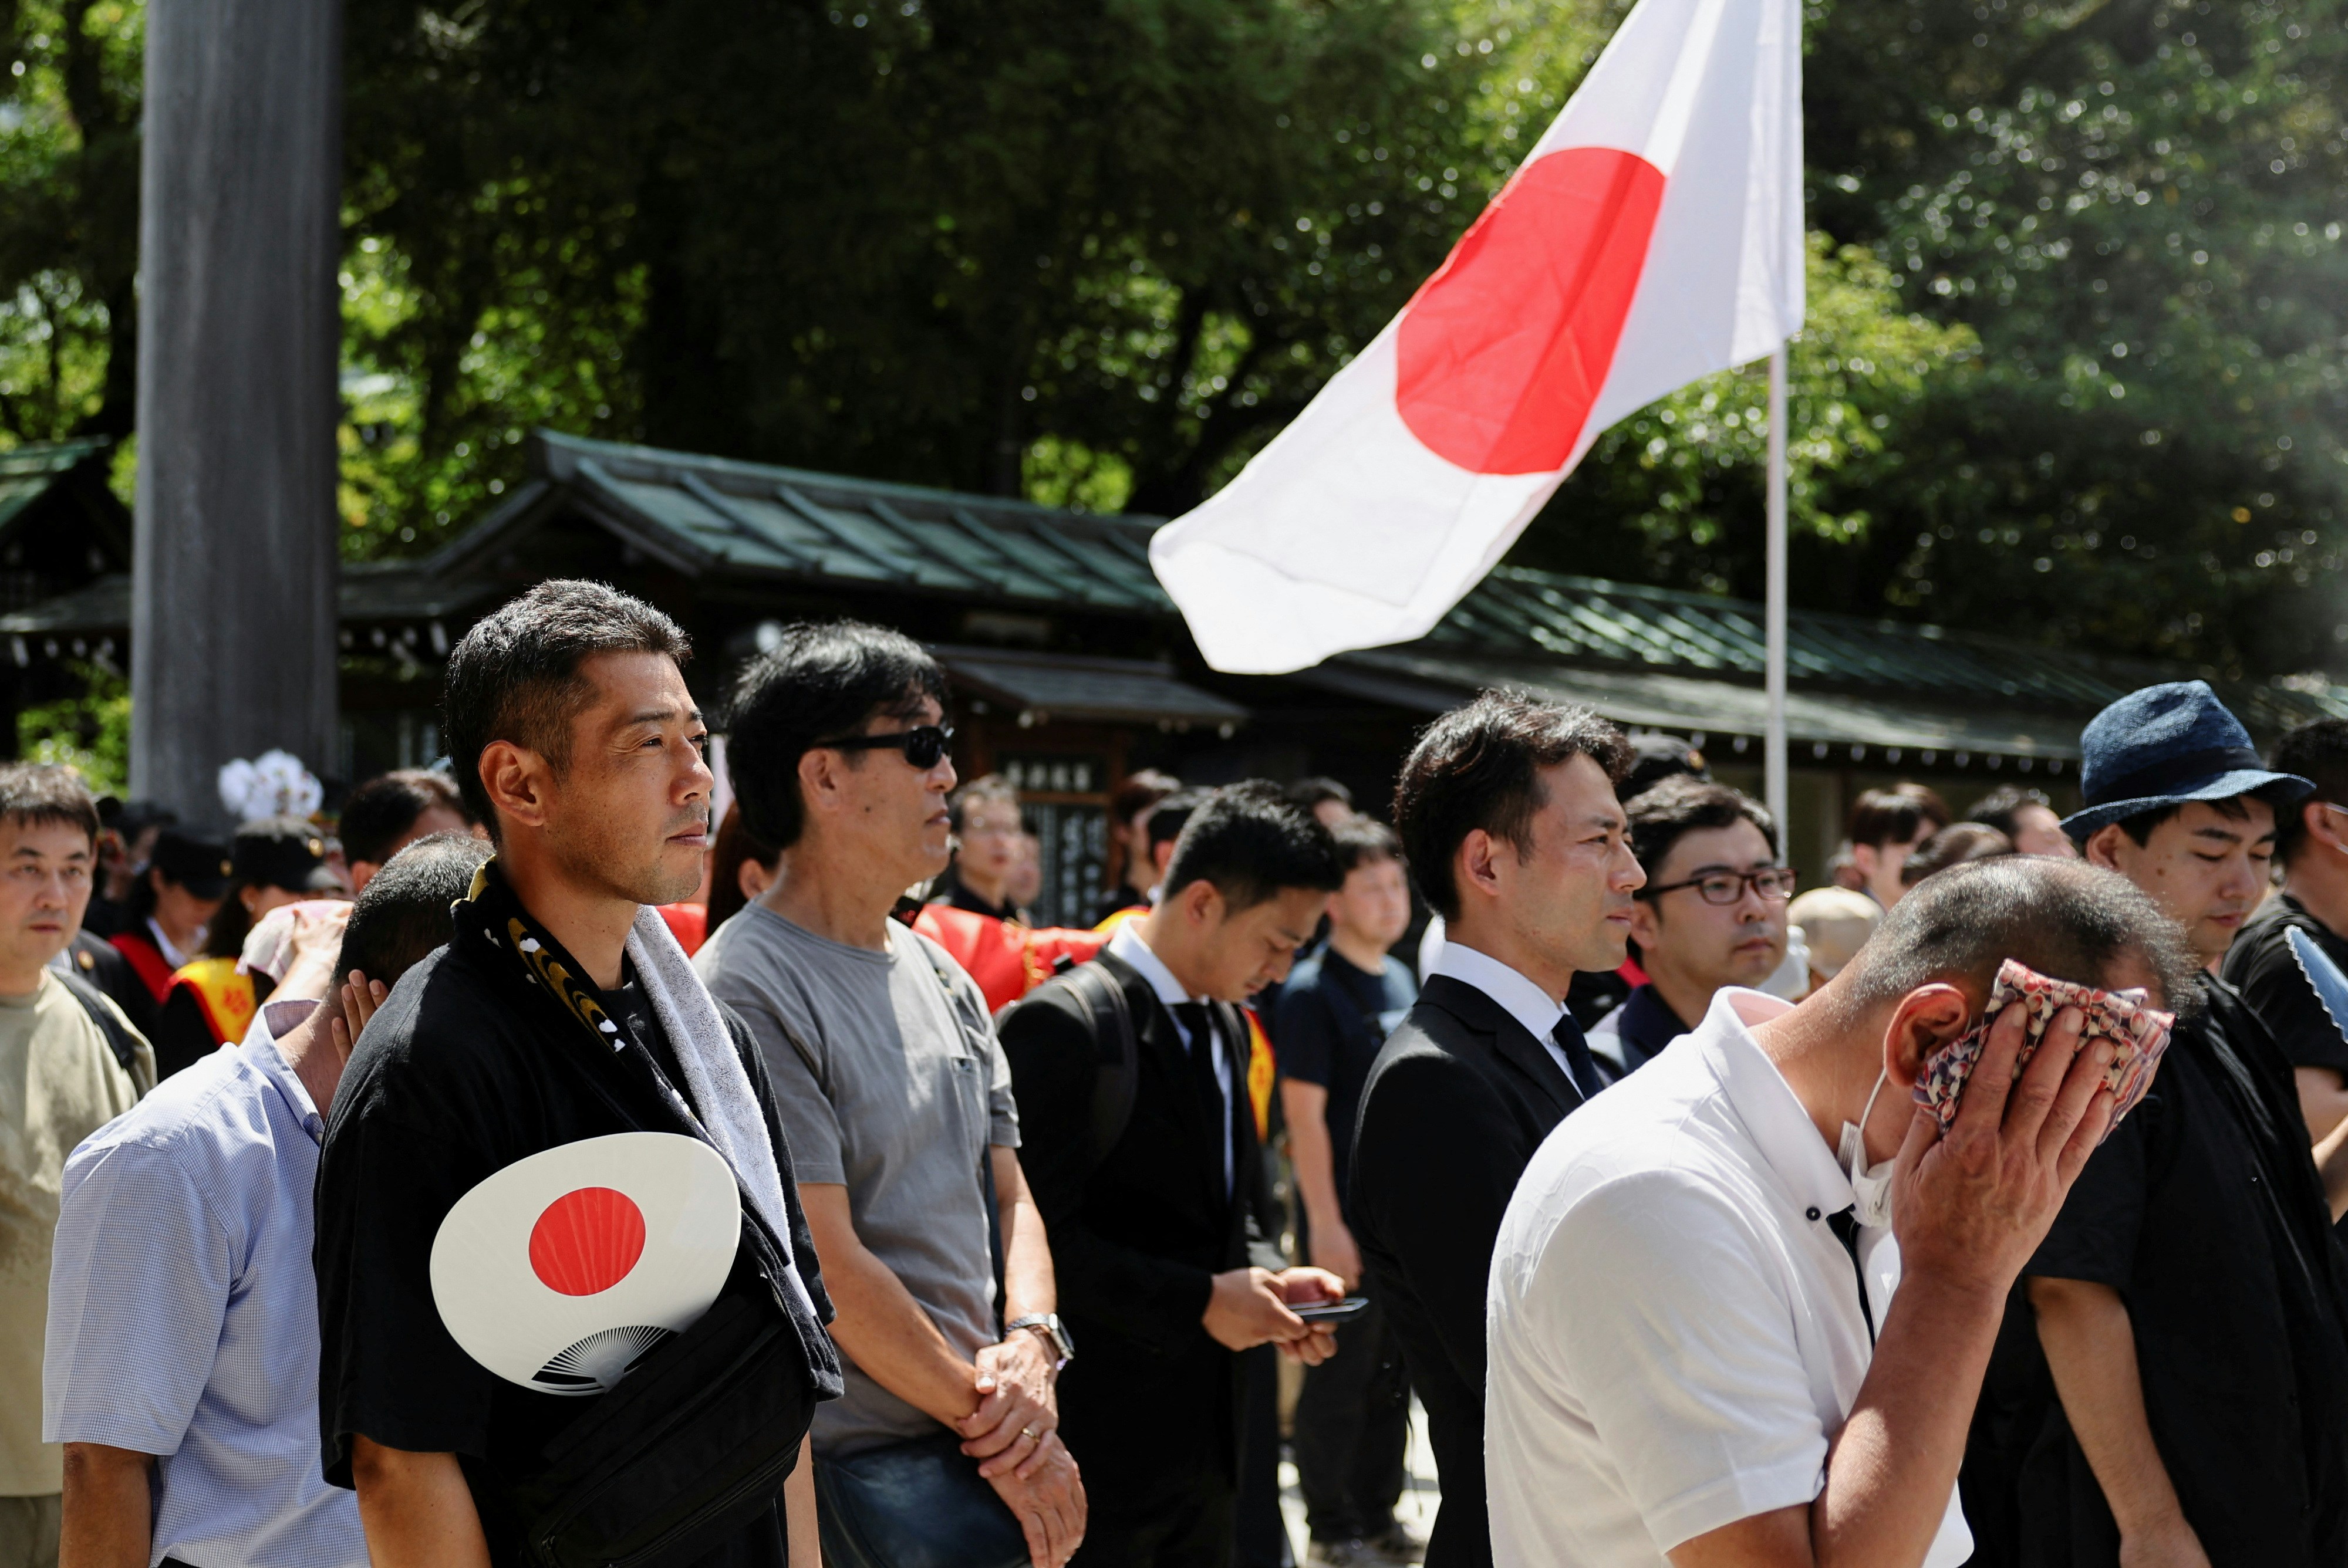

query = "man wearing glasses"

[
  {"left": 697, "top": 620, "right": 1087, "bottom": 1568},
  {"left": 1590, "top": 779, "right": 1793, "bottom": 1080}
]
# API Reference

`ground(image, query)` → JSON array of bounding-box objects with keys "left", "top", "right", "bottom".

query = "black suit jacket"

[
  {"left": 1348, "top": 974, "right": 1587, "bottom": 1568},
  {"left": 998, "top": 951, "right": 1284, "bottom": 1508}
]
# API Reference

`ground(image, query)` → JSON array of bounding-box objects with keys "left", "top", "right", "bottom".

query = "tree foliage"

[
  {"left": 0, "top": 0, "right": 137, "bottom": 442},
  {"left": 1, "top": 0, "right": 2345, "bottom": 677}
]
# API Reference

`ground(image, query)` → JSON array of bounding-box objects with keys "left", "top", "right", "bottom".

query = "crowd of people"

[{"left": 6, "top": 577, "right": 2348, "bottom": 1568}]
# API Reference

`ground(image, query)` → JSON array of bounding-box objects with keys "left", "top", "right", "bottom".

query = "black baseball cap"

[
  {"left": 149, "top": 830, "right": 234, "bottom": 900},
  {"left": 232, "top": 815, "right": 342, "bottom": 894}
]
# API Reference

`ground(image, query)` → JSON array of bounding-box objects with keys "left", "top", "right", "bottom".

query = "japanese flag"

[{"left": 1150, "top": 0, "right": 1803, "bottom": 674}]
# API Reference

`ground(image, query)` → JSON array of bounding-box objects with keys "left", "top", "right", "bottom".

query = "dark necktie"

[
  {"left": 1173, "top": 1001, "right": 1229, "bottom": 1190},
  {"left": 1551, "top": 1013, "right": 1606, "bottom": 1102},
  {"left": 1825, "top": 1207, "right": 1877, "bottom": 1345}
]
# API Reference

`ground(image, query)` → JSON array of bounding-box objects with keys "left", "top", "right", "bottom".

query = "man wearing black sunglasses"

[
  {"left": 1591, "top": 778, "right": 1792, "bottom": 1080},
  {"left": 699, "top": 620, "right": 1086, "bottom": 1568}
]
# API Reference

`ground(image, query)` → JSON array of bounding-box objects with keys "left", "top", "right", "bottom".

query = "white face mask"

[{"left": 1836, "top": 1067, "right": 1897, "bottom": 1229}]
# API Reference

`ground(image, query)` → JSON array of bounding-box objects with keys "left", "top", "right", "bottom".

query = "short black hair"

[
  {"left": 1620, "top": 734, "right": 1708, "bottom": 802},
  {"left": 949, "top": 773, "right": 1020, "bottom": 834},
  {"left": 1147, "top": 791, "right": 1206, "bottom": 850},
  {"left": 1625, "top": 777, "right": 1776, "bottom": 880},
  {"left": 1391, "top": 691, "right": 1631, "bottom": 922},
  {"left": 1848, "top": 784, "right": 1951, "bottom": 850},
  {"left": 1834, "top": 856, "right": 2197, "bottom": 1022},
  {"left": 1284, "top": 777, "right": 1353, "bottom": 812},
  {"left": 1899, "top": 822, "right": 2013, "bottom": 886},
  {"left": 333, "top": 832, "right": 494, "bottom": 988},
  {"left": 2111, "top": 792, "right": 2261, "bottom": 848},
  {"left": 442, "top": 580, "right": 691, "bottom": 835},
  {"left": 724, "top": 620, "right": 947, "bottom": 851},
  {"left": 1110, "top": 769, "right": 1181, "bottom": 823},
  {"left": 340, "top": 769, "right": 469, "bottom": 867},
  {"left": 2273, "top": 718, "right": 2348, "bottom": 866},
  {"left": 1965, "top": 785, "right": 2052, "bottom": 843},
  {"left": 1161, "top": 781, "right": 1343, "bottom": 913},
  {"left": 0, "top": 762, "right": 100, "bottom": 847},
  {"left": 1330, "top": 816, "right": 1403, "bottom": 874}
]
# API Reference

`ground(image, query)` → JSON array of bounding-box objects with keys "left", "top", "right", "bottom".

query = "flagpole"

[{"left": 1764, "top": 344, "right": 1789, "bottom": 841}]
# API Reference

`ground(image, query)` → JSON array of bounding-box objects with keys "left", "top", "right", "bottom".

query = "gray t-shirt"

[{"left": 695, "top": 903, "right": 1019, "bottom": 1456}]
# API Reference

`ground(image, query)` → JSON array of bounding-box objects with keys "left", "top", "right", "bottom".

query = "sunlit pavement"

[{"left": 1276, "top": 1397, "right": 1439, "bottom": 1566}]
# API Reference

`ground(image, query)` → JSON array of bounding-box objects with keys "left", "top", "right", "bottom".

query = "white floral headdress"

[{"left": 217, "top": 749, "right": 323, "bottom": 824}]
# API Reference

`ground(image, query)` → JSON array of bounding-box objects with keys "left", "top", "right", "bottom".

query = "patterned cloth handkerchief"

[{"left": 1914, "top": 958, "right": 2175, "bottom": 1135}]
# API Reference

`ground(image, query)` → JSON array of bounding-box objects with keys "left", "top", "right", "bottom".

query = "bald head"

[{"left": 1826, "top": 856, "right": 2197, "bottom": 1024}]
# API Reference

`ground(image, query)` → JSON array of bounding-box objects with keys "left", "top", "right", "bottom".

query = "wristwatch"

[{"left": 1005, "top": 1312, "right": 1075, "bottom": 1371}]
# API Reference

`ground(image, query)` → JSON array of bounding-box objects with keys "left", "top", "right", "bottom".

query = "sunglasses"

[{"left": 820, "top": 724, "right": 955, "bottom": 769}]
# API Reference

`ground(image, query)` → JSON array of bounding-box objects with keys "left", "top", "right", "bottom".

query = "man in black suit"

[
  {"left": 1349, "top": 692, "right": 1641, "bottom": 1568},
  {"left": 1000, "top": 782, "right": 1348, "bottom": 1567}
]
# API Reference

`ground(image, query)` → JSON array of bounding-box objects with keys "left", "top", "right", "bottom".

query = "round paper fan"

[{"left": 430, "top": 1131, "right": 739, "bottom": 1396}]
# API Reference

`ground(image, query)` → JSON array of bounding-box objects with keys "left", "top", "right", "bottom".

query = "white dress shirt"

[
  {"left": 1485, "top": 988, "right": 1970, "bottom": 1567},
  {"left": 1429, "top": 940, "right": 1578, "bottom": 1084},
  {"left": 1107, "top": 920, "right": 1234, "bottom": 1193},
  {"left": 149, "top": 916, "right": 194, "bottom": 970}
]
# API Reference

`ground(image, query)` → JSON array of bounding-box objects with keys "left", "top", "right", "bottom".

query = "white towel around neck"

[{"left": 624, "top": 905, "right": 818, "bottom": 1323}]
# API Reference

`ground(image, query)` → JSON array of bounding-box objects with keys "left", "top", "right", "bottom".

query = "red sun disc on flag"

[
  {"left": 1396, "top": 146, "right": 1666, "bottom": 475},
  {"left": 529, "top": 1187, "right": 647, "bottom": 1296}
]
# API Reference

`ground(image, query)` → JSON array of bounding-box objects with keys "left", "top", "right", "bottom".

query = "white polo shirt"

[{"left": 1485, "top": 988, "right": 1971, "bottom": 1567}]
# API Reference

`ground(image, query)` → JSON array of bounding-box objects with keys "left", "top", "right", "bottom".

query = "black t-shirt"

[
  {"left": 1962, "top": 981, "right": 2348, "bottom": 1567},
  {"left": 2222, "top": 891, "right": 2348, "bottom": 1081},
  {"left": 315, "top": 891, "right": 839, "bottom": 1567},
  {"left": 1273, "top": 947, "right": 1417, "bottom": 1214}
]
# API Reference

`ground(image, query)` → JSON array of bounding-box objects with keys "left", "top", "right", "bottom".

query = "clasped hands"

[{"left": 957, "top": 1328, "right": 1082, "bottom": 1568}]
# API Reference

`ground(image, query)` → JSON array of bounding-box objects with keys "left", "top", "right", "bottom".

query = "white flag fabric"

[{"left": 1150, "top": 0, "right": 1803, "bottom": 674}]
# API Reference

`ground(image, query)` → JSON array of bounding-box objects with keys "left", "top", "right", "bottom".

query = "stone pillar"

[{"left": 131, "top": 0, "right": 342, "bottom": 826}]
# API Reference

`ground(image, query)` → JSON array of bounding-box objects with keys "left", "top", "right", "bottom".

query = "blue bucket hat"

[{"left": 2062, "top": 680, "right": 2312, "bottom": 839}]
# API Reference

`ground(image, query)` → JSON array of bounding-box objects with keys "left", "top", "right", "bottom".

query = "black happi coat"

[
  {"left": 1962, "top": 981, "right": 2348, "bottom": 1568},
  {"left": 313, "top": 862, "right": 841, "bottom": 1567}
]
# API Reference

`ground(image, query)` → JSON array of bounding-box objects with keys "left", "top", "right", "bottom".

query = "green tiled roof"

[
  {"left": 0, "top": 437, "right": 112, "bottom": 532},
  {"left": 494, "top": 429, "right": 2348, "bottom": 742},
  {"left": 445, "top": 431, "right": 1169, "bottom": 614}
]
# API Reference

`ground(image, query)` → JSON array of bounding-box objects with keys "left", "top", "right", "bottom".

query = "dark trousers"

[
  {"left": 1075, "top": 1465, "right": 1238, "bottom": 1568},
  {"left": 1235, "top": 1344, "right": 1293, "bottom": 1567},
  {"left": 1292, "top": 1297, "right": 1410, "bottom": 1542}
]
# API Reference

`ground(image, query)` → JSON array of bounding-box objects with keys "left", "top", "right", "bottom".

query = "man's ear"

[
  {"left": 2305, "top": 799, "right": 2348, "bottom": 856},
  {"left": 2082, "top": 822, "right": 2130, "bottom": 871},
  {"left": 1850, "top": 843, "right": 1880, "bottom": 881},
  {"left": 795, "top": 746, "right": 851, "bottom": 824},
  {"left": 1455, "top": 828, "right": 1502, "bottom": 909},
  {"left": 1172, "top": 877, "right": 1224, "bottom": 930},
  {"left": 1881, "top": 981, "right": 1972, "bottom": 1085},
  {"left": 479, "top": 739, "right": 556, "bottom": 834}
]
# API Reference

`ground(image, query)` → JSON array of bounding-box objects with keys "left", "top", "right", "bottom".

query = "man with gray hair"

[{"left": 1485, "top": 857, "right": 2197, "bottom": 1568}]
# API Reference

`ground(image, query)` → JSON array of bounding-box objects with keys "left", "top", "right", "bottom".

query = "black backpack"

[
  {"left": 1017, "top": 955, "right": 1247, "bottom": 1172},
  {"left": 53, "top": 965, "right": 145, "bottom": 1078}
]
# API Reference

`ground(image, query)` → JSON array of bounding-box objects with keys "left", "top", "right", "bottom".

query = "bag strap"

[
  {"left": 1054, "top": 959, "right": 1139, "bottom": 1173},
  {"left": 53, "top": 965, "right": 142, "bottom": 1076}
]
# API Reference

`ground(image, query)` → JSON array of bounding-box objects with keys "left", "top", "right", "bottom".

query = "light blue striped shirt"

[{"left": 42, "top": 1000, "right": 368, "bottom": 1567}]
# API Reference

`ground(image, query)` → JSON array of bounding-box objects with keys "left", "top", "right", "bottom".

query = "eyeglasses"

[
  {"left": 819, "top": 724, "right": 955, "bottom": 769},
  {"left": 1639, "top": 867, "right": 1798, "bottom": 905}
]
